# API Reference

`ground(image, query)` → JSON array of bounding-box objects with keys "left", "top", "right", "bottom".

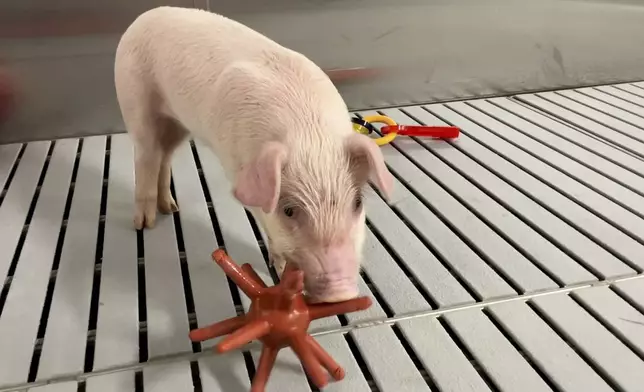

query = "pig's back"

[
  {"left": 119, "top": 6, "right": 279, "bottom": 68},
  {"left": 116, "top": 7, "right": 301, "bottom": 120},
  {"left": 116, "top": 6, "right": 352, "bottom": 177}
]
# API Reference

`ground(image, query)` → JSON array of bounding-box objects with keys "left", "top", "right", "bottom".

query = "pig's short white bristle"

[{"left": 282, "top": 135, "right": 358, "bottom": 241}]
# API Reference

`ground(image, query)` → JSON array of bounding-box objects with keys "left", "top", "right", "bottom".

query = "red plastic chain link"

[{"left": 380, "top": 125, "right": 460, "bottom": 139}]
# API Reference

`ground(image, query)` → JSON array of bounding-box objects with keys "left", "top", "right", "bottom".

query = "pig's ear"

[
  {"left": 233, "top": 142, "right": 288, "bottom": 214},
  {"left": 345, "top": 133, "right": 394, "bottom": 199}
]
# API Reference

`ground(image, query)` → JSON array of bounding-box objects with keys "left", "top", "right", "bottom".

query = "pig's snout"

[
  {"left": 301, "top": 244, "right": 360, "bottom": 304},
  {"left": 306, "top": 275, "right": 359, "bottom": 304}
]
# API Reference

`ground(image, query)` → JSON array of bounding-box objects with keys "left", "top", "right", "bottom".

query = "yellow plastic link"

[
  {"left": 360, "top": 115, "right": 398, "bottom": 146},
  {"left": 352, "top": 123, "right": 371, "bottom": 135}
]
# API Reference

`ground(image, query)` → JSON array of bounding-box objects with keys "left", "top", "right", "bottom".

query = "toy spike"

[
  {"left": 217, "top": 319, "right": 272, "bottom": 353},
  {"left": 188, "top": 315, "right": 246, "bottom": 342},
  {"left": 241, "top": 263, "right": 268, "bottom": 288},
  {"left": 189, "top": 249, "right": 373, "bottom": 392},
  {"left": 252, "top": 346, "right": 279, "bottom": 392},
  {"left": 306, "top": 335, "right": 345, "bottom": 380}
]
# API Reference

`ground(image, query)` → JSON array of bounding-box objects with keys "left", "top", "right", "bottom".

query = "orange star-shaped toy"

[{"left": 189, "top": 249, "right": 372, "bottom": 392}]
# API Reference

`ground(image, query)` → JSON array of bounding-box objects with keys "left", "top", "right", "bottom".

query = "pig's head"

[{"left": 233, "top": 131, "right": 393, "bottom": 303}]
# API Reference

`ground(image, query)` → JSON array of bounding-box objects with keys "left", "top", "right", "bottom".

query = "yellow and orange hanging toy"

[{"left": 351, "top": 114, "right": 460, "bottom": 146}]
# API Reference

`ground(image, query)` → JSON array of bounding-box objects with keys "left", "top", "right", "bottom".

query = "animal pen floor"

[{"left": 1, "top": 82, "right": 644, "bottom": 392}]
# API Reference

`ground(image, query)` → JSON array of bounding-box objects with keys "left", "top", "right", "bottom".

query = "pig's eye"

[
  {"left": 353, "top": 194, "right": 363, "bottom": 211},
  {"left": 283, "top": 206, "right": 295, "bottom": 217}
]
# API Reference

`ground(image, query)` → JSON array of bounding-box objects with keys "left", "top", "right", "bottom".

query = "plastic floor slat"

[
  {"left": 613, "top": 278, "right": 644, "bottom": 311},
  {"left": 363, "top": 110, "right": 558, "bottom": 293},
  {"left": 487, "top": 301, "right": 614, "bottom": 392},
  {"left": 92, "top": 134, "right": 140, "bottom": 371},
  {"left": 198, "top": 353, "right": 251, "bottom": 391},
  {"left": 377, "top": 107, "right": 598, "bottom": 286},
  {"left": 0, "top": 82, "right": 643, "bottom": 392},
  {"left": 143, "top": 362, "right": 193, "bottom": 392},
  {"left": 538, "top": 92, "right": 644, "bottom": 144},
  {"left": 399, "top": 317, "right": 493, "bottom": 392},
  {"left": 86, "top": 372, "right": 135, "bottom": 392},
  {"left": 442, "top": 310, "right": 553, "bottom": 392},
  {"left": 0, "top": 139, "right": 78, "bottom": 385},
  {"left": 427, "top": 104, "right": 644, "bottom": 243},
  {"left": 572, "top": 285, "right": 644, "bottom": 357},
  {"left": 450, "top": 99, "right": 644, "bottom": 216},
  {"left": 363, "top": 187, "right": 474, "bottom": 307},
  {"left": 516, "top": 93, "right": 644, "bottom": 157},
  {"left": 595, "top": 85, "right": 644, "bottom": 108},
  {"left": 466, "top": 99, "right": 644, "bottom": 197},
  {"left": 0, "top": 143, "right": 22, "bottom": 189},
  {"left": 574, "top": 88, "right": 644, "bottom": 119},
  {"left": 38, "top": 136, "right": 106, "bottom": 379},
  {"left": 142, "top": 206, "right": 193, "bottom": 359},
  {"left": 170, "top": 142, "right": 239, "bottom": 344},
  {"left": 612, "top": 84, "right": 644, "bottom": 101},
  {"left": 531, "top": 293, "right": 644, "bottom": 392},
  {"left": 487, "top": 97, "right": 644, "bottom": 182},
  {"left": 400, "top": 105, "right": 640, "bottom": 276},
  {"left": 0, "top": 142, "right": 50, "bottom": 293},
  {"left": 348, "top": 324, "right": 433, "bottom": 392}
]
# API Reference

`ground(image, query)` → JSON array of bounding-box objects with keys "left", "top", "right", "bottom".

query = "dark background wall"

[{"left": 1, "top": 0, "right": 643, "bottom": 143}]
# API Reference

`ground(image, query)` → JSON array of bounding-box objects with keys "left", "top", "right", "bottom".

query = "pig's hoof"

[
  {"left": 134, "top": 211, "right": 156, "bottom": 230},
  {"left": 158, "top": 195, "right": 179, "bottom": 214}
]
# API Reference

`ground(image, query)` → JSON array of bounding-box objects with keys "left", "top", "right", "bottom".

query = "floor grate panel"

[{"left": 1, "top": 82, "right": 644, "bottom": 392}]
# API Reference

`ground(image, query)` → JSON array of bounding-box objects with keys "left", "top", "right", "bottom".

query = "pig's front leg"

[
  {"left": 262, "top": 235, "right": 286, "bottom": 274},
  {"left": 131, "top": 116, "right": 187, "bottom": 230},
  {"left": 245, "top": 206, "right": 287, "bottom": 275},
  {"left": 133, "top": 147, "right": 162, "bottom": 229},
  {"left": 271, "top": 252, "right": 287, "bottom": 276}
]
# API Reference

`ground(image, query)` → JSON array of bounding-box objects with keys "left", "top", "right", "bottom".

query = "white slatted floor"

[{"left": 1, "top": 81, "right": 644, "bottom": 392}]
